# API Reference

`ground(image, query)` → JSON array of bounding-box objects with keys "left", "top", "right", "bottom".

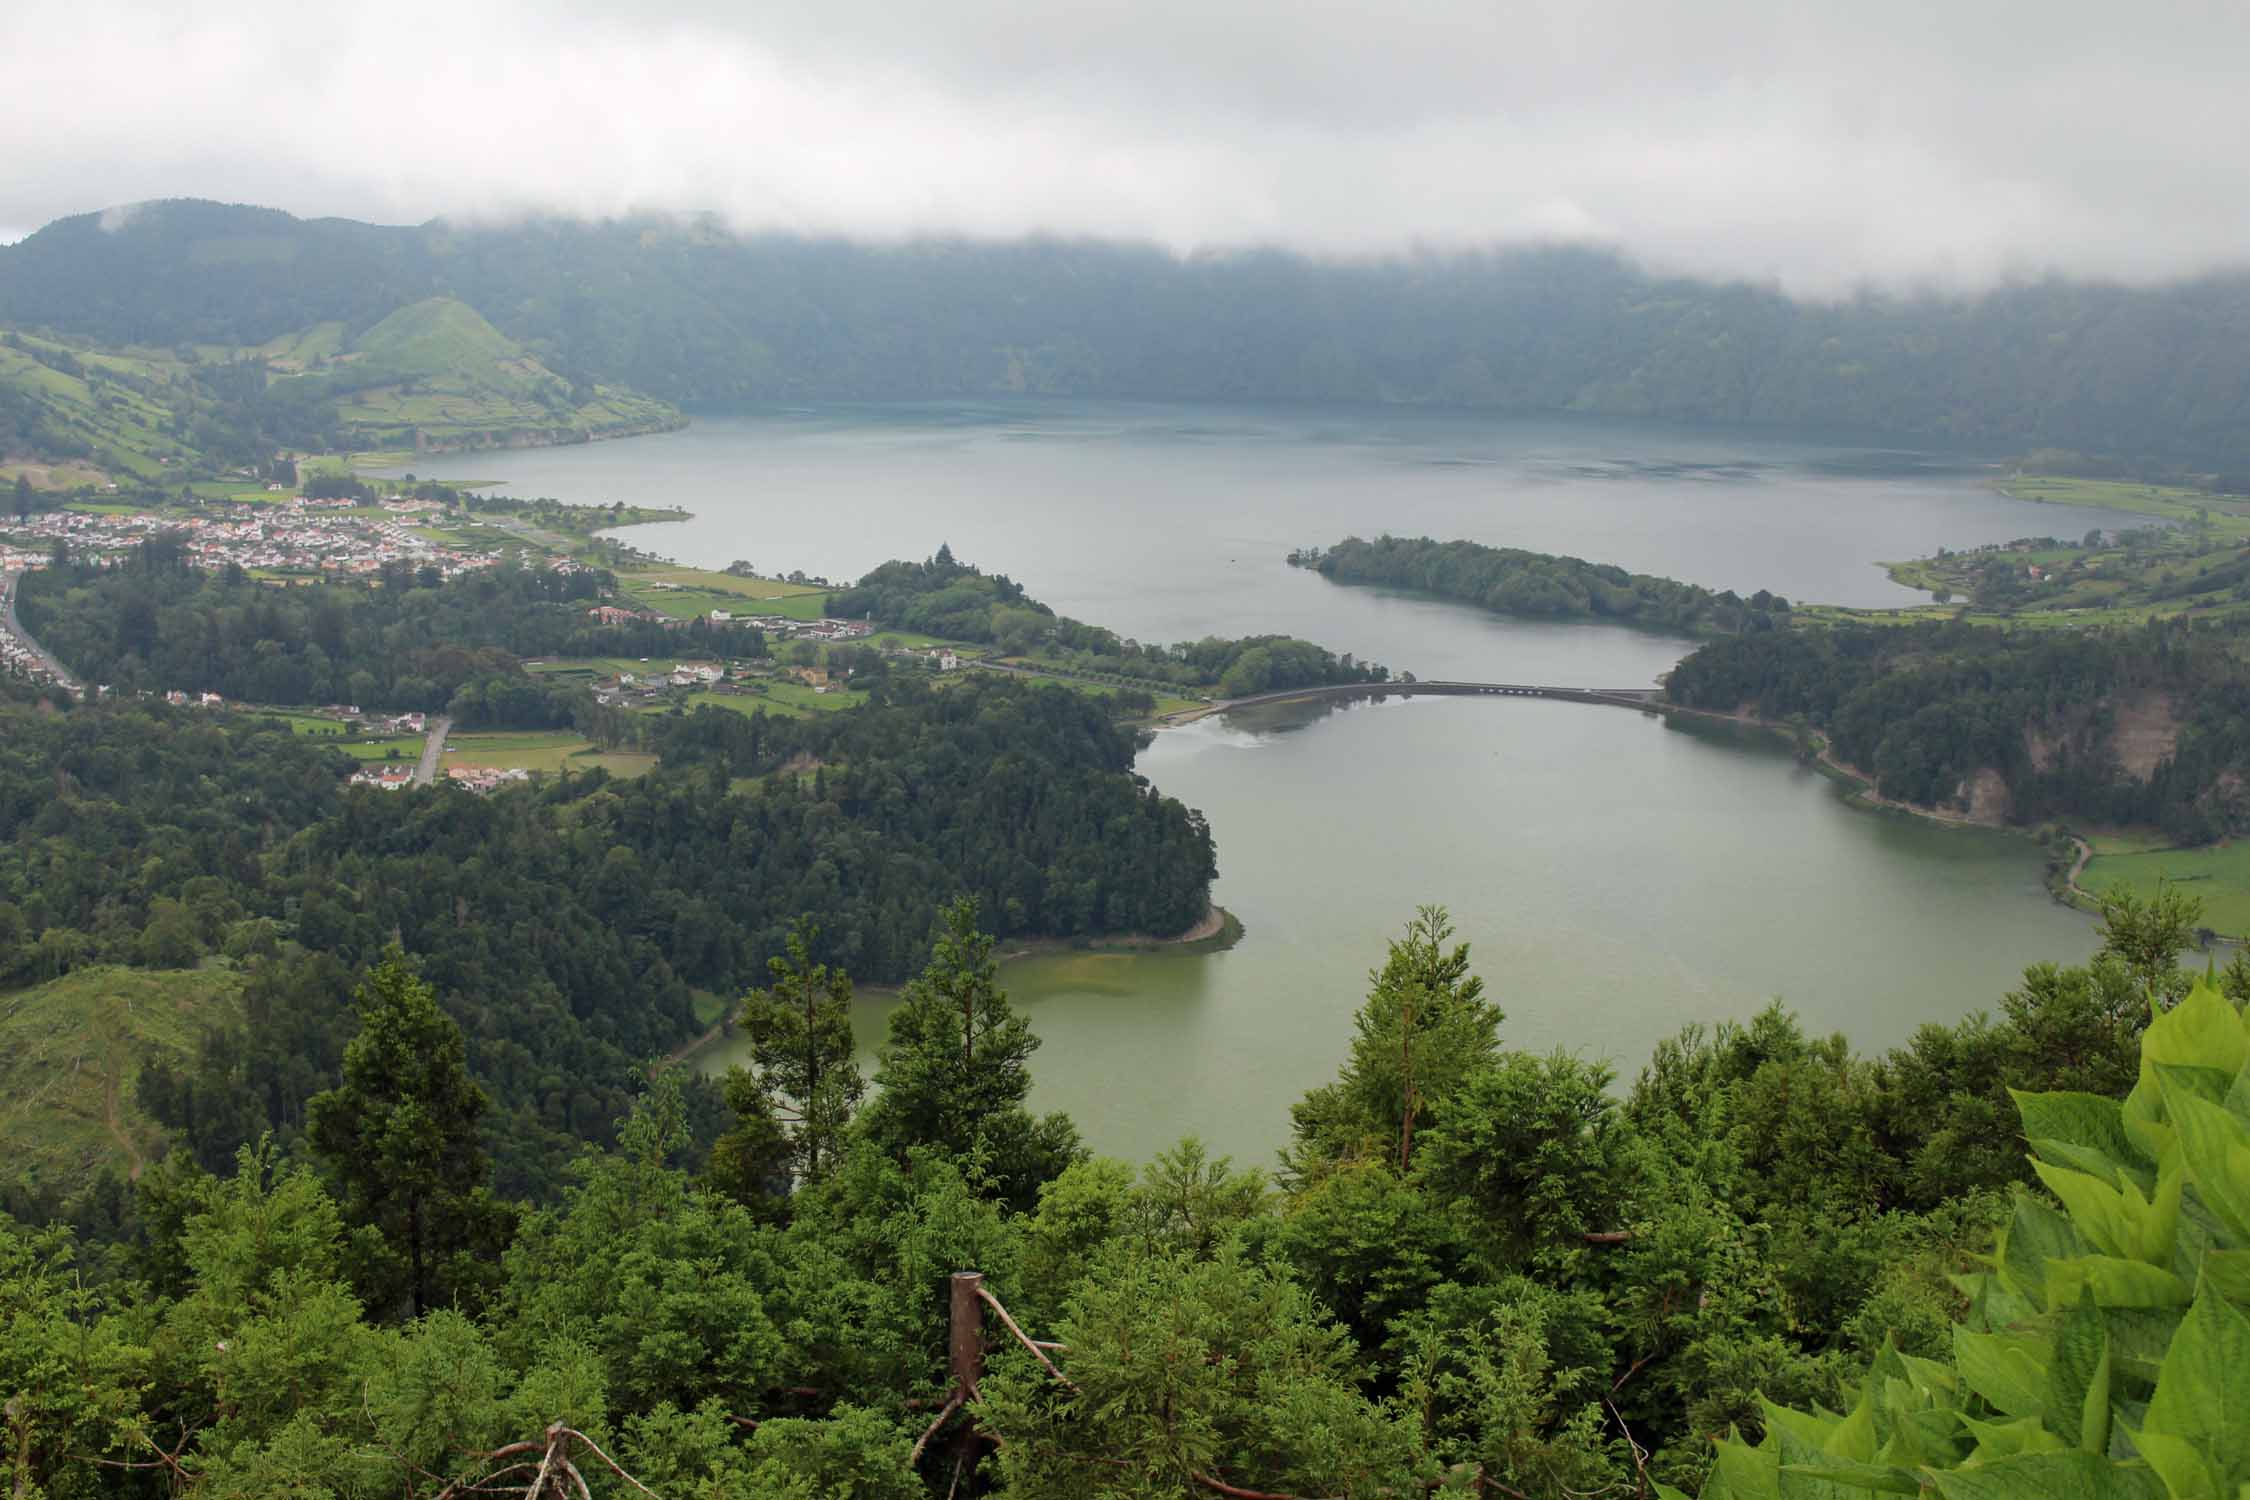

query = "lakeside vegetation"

[
  {"left": 2, "top": 877, "right": 2243, "bottom": 1497},
  {"left": 1291, "top": 534, "right": 1794, "bottom": 636},
  {"left": 832, "top": 546, "right": 1389, "bottom": 695}
]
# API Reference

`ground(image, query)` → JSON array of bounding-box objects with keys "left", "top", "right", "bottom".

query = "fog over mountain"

[{"left": 6, "top": 0, "right": 2250, "bottom": 294}]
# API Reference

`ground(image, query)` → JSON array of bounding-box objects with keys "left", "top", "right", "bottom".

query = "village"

[{"left": 0, "top": 494, "right": 533, "bottom": 580}]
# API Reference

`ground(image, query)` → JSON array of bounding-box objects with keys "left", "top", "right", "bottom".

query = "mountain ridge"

[{"left": 7, "top": 198, "right": 2250, "bottom": 470}]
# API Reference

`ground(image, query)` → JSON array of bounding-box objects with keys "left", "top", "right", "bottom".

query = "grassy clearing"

[
  {"left": 683, "top": 682, "right": 870, "bottom": 719},
  {"left": 0, "top": 966, "right": 244, "bottom": 1191},
  {"left": 618, "top": 567, "right": 832, "bottom": 621},
  {"left": 442, "top": 730, "right": 656, "bottom": 778},
  {"left": 2080, "top": 841, "right": 2250, "bottom": 937}
]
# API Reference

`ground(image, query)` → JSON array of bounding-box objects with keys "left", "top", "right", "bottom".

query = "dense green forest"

[
  {"left": 830, "top": 548, "right": 1389, "bottom": 694},
  {"left": 1664, "top": 617, "right": 2250, "bottom": 837},
  {"left": 2, "top": 878, "right": 2239, "bottom": 1498},
  {"left": 0, "top": 671, "right": 1214, "bottom": 1200},
  {"left": 1292, "top": 536, "right": 1794, "bottom": 637},
  {"left": 17, "top": 546, "right": 760, "bottom": 720},
  {"left": 14, "top": 199, "right": 2250, "bottom": 468}
]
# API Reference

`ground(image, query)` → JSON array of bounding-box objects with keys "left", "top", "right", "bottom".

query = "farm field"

[
  {"left": 2080, "top": 838, "right": 2250, "bottom": 938},
  {"left": 442, "top": 730, "right": 656, "bottom": 778},
  {"left": 618, "top": 566, "right": 831, "bottom": 621},
  {"left": 683, "top": 682, "right": 870, "bottom": 718},
  {"left": 0, "top": 965, "right": 245, "bottom": 1191}
]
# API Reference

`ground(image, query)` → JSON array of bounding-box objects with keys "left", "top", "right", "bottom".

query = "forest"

[
  {"left": 1, "top": 871, "right": 2241, "bottom": 1499},
  {"left": 16, "top": 546, "right": 762, "bottom": 721},
  {"left": 1663, "top": 616, "right": 2250, "bottom": 838},
  {"left": 19, "top": 198, "right": 2250, "bottom": 469},
  {"left": 1292, "top": 536, "right": 1794, "bottom": 637},
  {"left": 830, "top": 547, "right": 1389, "bottom": 694},
  {"left": 0, "top": 669, "right": 1214, "bottom": 1201}
]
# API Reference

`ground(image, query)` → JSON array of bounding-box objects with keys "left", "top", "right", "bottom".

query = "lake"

[{"left": 421, "top": 399, "right": 2137, "bottom": 1165}]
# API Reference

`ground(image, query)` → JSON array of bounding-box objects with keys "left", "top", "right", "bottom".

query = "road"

[
  {"left": 413, "top": 716, "right": 452, "bottom": 786},
  {"left": 0, "top": 569, "right": 81, "bottom": 692}
]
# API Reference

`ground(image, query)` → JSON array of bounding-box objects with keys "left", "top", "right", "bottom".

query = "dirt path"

[
  {"left": 651, "top": 1015, "right": 730, "bottom": 1074},
  {"left": 1173, "top": 906, "right": 1225, "bottom": 943}
]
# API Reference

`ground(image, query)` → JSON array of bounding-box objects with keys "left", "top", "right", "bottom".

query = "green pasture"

[
  {"left": 2080, "top": 840, "right": 2250, "bottom": 938},
  {"left": 442, "top": 730, "right": 656, "bottom": 778}
]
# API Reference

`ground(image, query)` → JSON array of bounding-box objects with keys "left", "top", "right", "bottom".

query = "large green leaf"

[
  {"left": 2199, "top": 1249, "right": 2250, "bottom": 1301},
  {"left": 2046, "top": 1256, "right": 2194, "bottom": 1312},
  {"left": 1704, "top": 1433, "right": 1784, "bottom": 1500},
  {"left": 2049, "top": 1290, "right": 2114, "bottom": 1456},
  {"left": 2019, "top": 1090, "right": 2154, "bottom": 1188},
  {"left": 1999, "top": 1196, "right": 2087, "bottom": 1310},
  {"left": 1955, "top": 1329, "right": 2051, "bottom": 1420},
  {"left": 2143, "top": 984, "right": 2250, "bottom": 1080},
  {"left": 2034, "top": 1162, "right": 2179, "bottom": 1267},
  {"left": 2142, "top": 1288, "right": 2250, "bottom": 1496},
  {"left": 2129, "top": 1427, "right": 2217, "bottom": 1500},
  {"left": 1926, "top": 1450, "right": 2167, "bottom": 1500},
  {"left": 1779, "top": 1461, "right": 1921, "bottom": 1495},
  {"left": 2167, "top": 1093, "right": 2250, "bottom": 1245}
]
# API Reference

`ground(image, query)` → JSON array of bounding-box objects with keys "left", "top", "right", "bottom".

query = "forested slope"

[
  {"left": 0, "top": 671, "right": 1214, "bottom": 1199},
  {"left": 0, "top": 885, "right": 2236, "bottom": 1499},
  {"left": 12, "top": 199, "right": 2250, "bottom": 467},
  {"left": 830, "top": 548, "right": 1390, "bottom": 693},
  {"left": 1293, "top": 535, "right": 1795, "bottom": 636},
  {"left": 1664, "top": 616, "right": 2250, "bottom": 836}
]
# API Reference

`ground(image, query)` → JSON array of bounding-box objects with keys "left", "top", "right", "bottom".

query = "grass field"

[
  {"left": 684, "top": 682, "right": 871, "bottom": 718},
  {"left": 618, "top": 567, "right": 832, "bottom": 621},
  {"left": 337, "top": 737, "right": 427, "bottom": 762},
  {"left": 442, "top": 730, "right": 656, "bottom": 778},
  {"left": 0, "top": 965, "right": 244, "bottom": 1190},
  {"left": 2080, "top": 840, "right": 2250, "bottom": 937}
]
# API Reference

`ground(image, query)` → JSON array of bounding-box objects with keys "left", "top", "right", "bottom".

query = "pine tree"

[
  {"left": 305, "top": 956, "right": 508, "bottom": 1318},
  {"left": 740, "top": 916, "right": 863, "bottom": 1184},
  {"left": 860, "top": 898, "right": 1081, "bottom": 1208}
]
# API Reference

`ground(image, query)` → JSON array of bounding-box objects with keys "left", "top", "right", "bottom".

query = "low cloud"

[{"left": 4, "top": 0, "right": 2249, "bottom": 295}]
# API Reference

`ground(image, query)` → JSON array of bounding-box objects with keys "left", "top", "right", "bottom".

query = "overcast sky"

[{"left": 4, "top": 0, "right": 2246, "bottom": 295}]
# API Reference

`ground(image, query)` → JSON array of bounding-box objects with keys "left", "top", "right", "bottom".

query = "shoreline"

[{"left": 662, "top": 905, "right": 1244, "bottom": 1073}]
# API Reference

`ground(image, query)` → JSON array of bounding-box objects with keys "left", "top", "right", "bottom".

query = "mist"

[{"left": 6, "top": 0, "right": 2250, "bottom": 295}]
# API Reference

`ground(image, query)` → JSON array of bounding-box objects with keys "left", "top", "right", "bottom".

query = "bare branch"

[
  {"left": 976, "top": 1286, "right": 1078, "bottom": 1392},
  {"left": 557, "top": 1428, "right": 659, "bottom": 1499},
  {"left": 910, "top": 1391, "right": 965, "bottom": 1467}
]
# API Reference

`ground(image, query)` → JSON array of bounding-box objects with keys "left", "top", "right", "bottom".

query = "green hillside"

[
  {"left": 15, "top": 198, "right": 2250, "bottom": 468},
  {"left": 0, "top": 330, "right": 206, "bottom": 485},
  {"left": 0, "top": 965, "right": 243, "bottom": 1193},
  {"left": 267, "top": 296, "right": 682, "bottom": 452}
]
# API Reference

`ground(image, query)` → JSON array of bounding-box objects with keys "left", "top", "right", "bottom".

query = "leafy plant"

[{"left": 1687, "top": 978, "right": 2250, "bottom": 1500}]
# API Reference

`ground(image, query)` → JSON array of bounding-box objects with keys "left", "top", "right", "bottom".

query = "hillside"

[
  {"left": 263, "top": 296, "right": 682, "bottom": 453},
  {"left": 11, "top": 199, "right": 2250, "bottom": 468},
  {"left": 0, "top": 965, "right": 243, "bottom": 1194},
  {"left": 0, "top": 331, "right": 217, "bottom": 484}
]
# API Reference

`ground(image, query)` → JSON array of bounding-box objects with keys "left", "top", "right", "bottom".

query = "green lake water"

[{"left": 420, "top": 399, "right": 2138, "bottom": 1166}]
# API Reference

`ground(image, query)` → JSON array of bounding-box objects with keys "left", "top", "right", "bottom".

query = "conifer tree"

[
  {"left": 859, "top": 897, "right": 1081, "bottom": 1208},
  {"left": 306, "top": 956, "right": 508, "bottom": 1318},
  {"left": 739, "top": 916, "right": 863, "bottom": 1185}
]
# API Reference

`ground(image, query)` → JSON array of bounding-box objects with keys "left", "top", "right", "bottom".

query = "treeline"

[
  {"left": 30, "top": 198, "right": 2250, "bottom": 466},
  {"left": 0, "top": 674, "right": 1214, "bottom": 1198},
  {"left": 1665, "top": 616, "right": 2250, "bottom": 837},
  {"left": 17, "top": 546, "right": 763, "bottom": 719},
  {"left": 0, "top": 882, "right": 2232, "bottom": 1497},
  {"left": 830, "top": 546, "right": 1389, "bottom": 694},
  {"left": 1292, "top": 535, "right": 1793, "bottom": 635}
]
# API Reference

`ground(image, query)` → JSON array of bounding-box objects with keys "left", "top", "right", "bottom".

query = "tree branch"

[{"left": 977, "top": 1285, "right": 1078, "bottom": 1392}]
